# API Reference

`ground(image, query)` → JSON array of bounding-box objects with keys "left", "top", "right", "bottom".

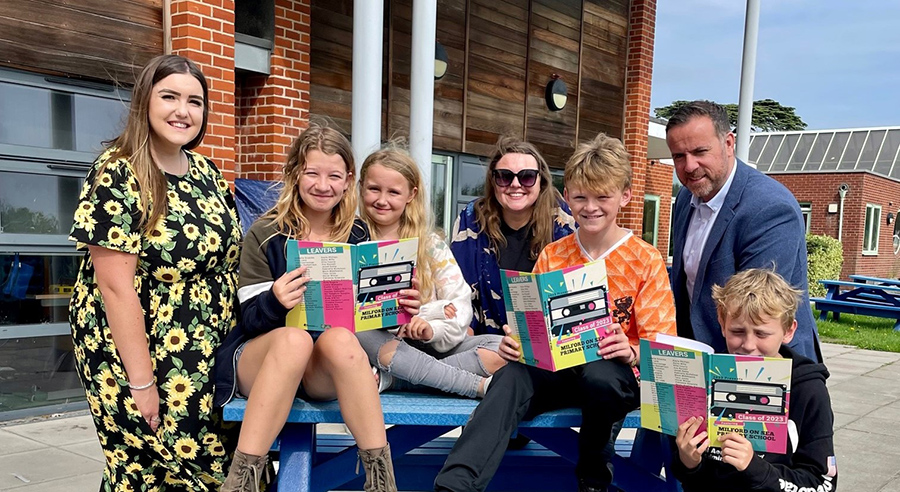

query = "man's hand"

[
  {"left": 272, "top": 266, "right": 310, "bottom": 309},
  {"left": 498, "top": 324, "right": 521, "bottom": 361},
  {"left": 720, "top": 433, "right": 755, "bottom": 471},
  {"left": 675, "top": 416, "right": 709, "bottom": 470}
]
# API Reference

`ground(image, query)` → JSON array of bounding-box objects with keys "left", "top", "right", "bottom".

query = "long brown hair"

[
  {"left": 96, "top": 54, "right": 209, "bottom": 232},
  {"left": 359, "top": 145, "right": 436, "bottom": 300},
  {"left": 265, "top": 122, "right": 357, "bottom": 241},
  {"left": 474, "top": 136, "right": 562, "bottom": 259}
]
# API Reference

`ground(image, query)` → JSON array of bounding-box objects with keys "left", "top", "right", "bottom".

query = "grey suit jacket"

[{"left": 671, "top": 160, "right": 821, "bottom": 361}]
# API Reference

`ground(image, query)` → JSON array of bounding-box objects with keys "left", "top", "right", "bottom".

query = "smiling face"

[
  {"left": 361, "top": 163, "right": 417, "bottom": 235},
  {"left": 493, "top": 153, "right": 541, "bottom": 218},
  {"left": 298, "top": 149, "right": 351, "bottom": 218},
  {"left": 564, "top": 185, "right": 631, "bottom": 240},
  {"left": 148, "top": 72, "right": 204, "bottom": 154},
  {"left": 666, "top": 115, "right": 735, "bottom": 202},
  {"left": 720, "top": 313, "right": 796, "bottom": 358}
]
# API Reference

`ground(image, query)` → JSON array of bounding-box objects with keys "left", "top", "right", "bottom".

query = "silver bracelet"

[{"left": 128, "top": 378, "right": 156, "bottom": 391}]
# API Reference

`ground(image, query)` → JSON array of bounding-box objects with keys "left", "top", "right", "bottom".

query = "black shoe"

[{"left": 577, "top": 478, "right": 609, "bottom": 492}]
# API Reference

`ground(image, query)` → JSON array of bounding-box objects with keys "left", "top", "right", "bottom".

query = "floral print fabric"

[{"left": 69, "top": 148, "right": 242, "bottom": 490}]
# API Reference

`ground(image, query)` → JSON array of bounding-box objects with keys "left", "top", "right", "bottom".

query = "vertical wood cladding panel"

[
  {"left": 525, "top": 0, "right": 581, "bottom": 169},
  {"left": 578, "top": 0, "right": 628, "bottom": 143},
  {"left": 309, "top": 0, "right": 355, "bottom": 134},
  {"left": 0, "top": 0, "right": 163, "bottom": 83},
  {"left": 464, "top": 0, "right": 529, "bottom": 157}
]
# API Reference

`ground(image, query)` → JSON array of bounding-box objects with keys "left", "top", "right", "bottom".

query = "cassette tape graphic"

[
  {"left": 357, "top": 261, "right": 414, "bottom": 303},
  {"left": 547, "top": 286, "right": 609, "bottom": 338},
  {"left": 710, "top": 379, "right": 786, "bottom": 419}
]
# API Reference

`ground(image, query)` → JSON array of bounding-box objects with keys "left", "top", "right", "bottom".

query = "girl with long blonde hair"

[
  {"left": 356, "top": 146, "right": 506, "bottom": 399},
  {"left": 216, "top": 123, "right": 413, "bottom": 492}
]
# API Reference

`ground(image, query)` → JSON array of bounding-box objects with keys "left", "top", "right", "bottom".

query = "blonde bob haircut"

[
  {"left": 475, "top": 136, "right": 563, "bottom": 260},
  {"left": 358, "top": 144, "right": 437, "bottom": 301},
  {"left": 265, "top": 122, "right": 357, "bottom": 241},
  {"left": 564, "top": 133, "right": 632, "bottom": 195},
  {"left": 712, "top": 268, "right": 802, "bottom": 332}
]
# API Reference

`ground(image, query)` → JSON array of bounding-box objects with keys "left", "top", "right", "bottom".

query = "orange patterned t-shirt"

[{"left": 534, "top": 231, "right": 676, "bottom": 347}]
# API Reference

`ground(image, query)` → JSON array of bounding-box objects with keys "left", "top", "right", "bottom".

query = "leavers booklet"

[
  {"left": 284, "top": 238, "right": 417, "bottom": 332},
  {"left": 639, "top": 334, "right": 793, "bottom": 453},
  {"left": 499, "top": 260, "right": 613, "bottom": 371}
]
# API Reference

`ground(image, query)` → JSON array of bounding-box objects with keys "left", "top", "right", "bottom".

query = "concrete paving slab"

[
  {"left": 820, "top": 344, "right": 857, "bottom": 358},
  {"left": 835, "top": 351, "right": 900, "bottom": 364},
  {"left": 832, "top": 411, "right": 857, "bottom": 430},
  {"left": 828, "top": 393, "right": 881, "bottom": 416},
  {"left": 846, "top": 415, "right": 900, "bottom": 438},
  {"left": 834, "top": 428, "right": 900, "bottom": 492},
  {"left": 835, "top": 427, "right": 900, "bottom": 457},
  {"left": 0, "top": 430, "right": 43, "bottom": 456},
  {"left": 823, "top": 358, "right": 887, "bottom": 377},
  {"left": 8, "top": 472, "right": 101, "bottom": 491},
  {"left": 3, "top": 414, "right": 96, "bottom": 447},
  {"left": 833, "top": 375, "right": 900, "bottom": 399},
  {"left": 0, "top": 448, "right": 102, "bottom": 490},
  {"left": 59, "top": 439, "right": 104, "bottom": 463},
  {"left": 878, "top": 475, "right": 900, "bottom": 492},
  {"left": 866, "top": 363, "right": 900, "bottom": 380}
]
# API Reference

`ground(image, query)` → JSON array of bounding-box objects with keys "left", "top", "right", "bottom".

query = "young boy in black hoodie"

[{"left": 673, "top": 268, "right": 837, "bottom": 492}]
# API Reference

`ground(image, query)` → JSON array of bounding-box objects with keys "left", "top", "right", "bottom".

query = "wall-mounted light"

[
  {"left": 434, "top": 41, "right": 448, "bottom": 80},
  {"left": 888, "top": 212, "right": 895, "bottom": 225},
  {"left": 545, "top": 74, "right": 567, "bottom": 111}
]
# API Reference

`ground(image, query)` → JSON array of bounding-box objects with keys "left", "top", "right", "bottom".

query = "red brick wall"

[
  {"left": 772, "top": 172, "right": 900, "bottom": 279},
  {"left": 236, "top": 0, "right": 311, "bottom": 182},
  {"left": 170, "top": 0, "right": 237, "bottom": 182},
  {"left": 621, "top": 0, "right": 656, "bottom": 234}
]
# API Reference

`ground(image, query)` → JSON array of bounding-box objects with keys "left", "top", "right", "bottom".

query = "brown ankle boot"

[
  {"left": 220, "top": 449, "right": 269, "bottom": 492},
  {"left": 357, "top": 443, "right": 397, "bottom": 492}
]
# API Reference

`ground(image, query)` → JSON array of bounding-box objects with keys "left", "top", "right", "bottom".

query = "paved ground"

[{"left": 1, "top": 342, "right": 899, "bottom": 491}]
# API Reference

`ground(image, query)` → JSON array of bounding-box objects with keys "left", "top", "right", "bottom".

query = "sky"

[{"left": 651, "top": 0, "right": 900, "bottom": 131}]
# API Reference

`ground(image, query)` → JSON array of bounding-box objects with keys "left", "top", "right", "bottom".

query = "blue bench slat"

[{"left": 813, "top": 297, "right": 900, "bottom": 312}]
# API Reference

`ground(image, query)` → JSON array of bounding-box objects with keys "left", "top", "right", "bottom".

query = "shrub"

[{"left": 807, "top": 233, "right": 843, "bottom": 297}]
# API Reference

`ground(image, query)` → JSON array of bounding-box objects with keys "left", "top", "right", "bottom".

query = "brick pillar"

[
  {"left": 169, "top": 0, "right": 238, "bottom": 182},
  {"left": 236, "top": 0, "right": 311, "bottom": 182},
  {"left": 621, "top": 0, "right": 656, "bottom": 234}
]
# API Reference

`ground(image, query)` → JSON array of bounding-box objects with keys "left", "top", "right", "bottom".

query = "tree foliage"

[{"left": 654, "top": 99, "right": 807, "bottom": 133}]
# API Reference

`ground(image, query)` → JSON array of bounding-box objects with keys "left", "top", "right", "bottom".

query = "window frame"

[
  {"left": 642, "top": 194, "right": 660, "bottom": 247},
  {"left": 798, "top": 202, "right": 812, "bottom": 234},
  {"left": 863, "top": 203, "right": 882, "bottom": 255}
]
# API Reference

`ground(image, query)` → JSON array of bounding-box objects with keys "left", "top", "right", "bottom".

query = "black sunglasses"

[{"left": 491, "top": 169, "right": 539, "bottom": 188}]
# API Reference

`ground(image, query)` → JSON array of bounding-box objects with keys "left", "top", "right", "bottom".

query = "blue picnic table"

[
  {"left": 813, "top": 279, "right": 900, "bottom": 330},
  {"left": 849, "top": 274, "right": 900, "bottom": 287},
  {"left": 223, "top": 392, "right": 677, "bottom": 492}
]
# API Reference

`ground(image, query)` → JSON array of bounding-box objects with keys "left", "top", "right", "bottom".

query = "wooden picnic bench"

[
  {"left": 812, "top": 279, "right": 900, "bottom": 331},
  {"left": 223, "top": 392, "right": 677, "bottom": 492}
]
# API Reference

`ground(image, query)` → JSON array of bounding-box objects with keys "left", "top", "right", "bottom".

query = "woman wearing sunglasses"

[{"left": 450, "top": 136, "right": 576, "bottom": 336}]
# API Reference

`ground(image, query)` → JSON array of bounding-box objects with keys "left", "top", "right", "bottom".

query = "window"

[
  {"left": 431, "top": 154, "right": 453, "bottom": 233},
  {"left": 863, "top": 204, "right": 881, "bottom": 255},
  {"left": 0, "top": 68, "right": 129, "bottom": 418},
  {"left": 642, "top": 194, "right": 660, "bottom": 247},
  {"left": 668, "top": 195, "right": 677, "bottom": 261},
  {"left": 799, "top": 202, "right": 812, "bottom": 233}
]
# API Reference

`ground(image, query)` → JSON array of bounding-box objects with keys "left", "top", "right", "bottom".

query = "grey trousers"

[{"left": 356, "top": 331, "right": 502, "bottom": 398}]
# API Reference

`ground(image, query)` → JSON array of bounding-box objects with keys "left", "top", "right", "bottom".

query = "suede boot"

[
  {"left": 357, "top": 443, "right": 397, "bottom": 492},
  {"left": 220, "top": 449, "right": 269, "bottom": 492}
]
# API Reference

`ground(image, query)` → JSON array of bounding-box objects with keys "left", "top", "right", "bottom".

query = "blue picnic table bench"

[
  {"left": 223, "top": 392, "right": 677, "bottom": 492},
  {"left": 848, "top": 274, "right": 900, "bottom": 287},
  {"left": 812, "top": 279, "right": 900, "bottom": 331}
]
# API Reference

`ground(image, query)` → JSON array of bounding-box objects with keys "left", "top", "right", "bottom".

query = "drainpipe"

[{"left": 838, "top": 183, "right": 850, "bottom": 242}]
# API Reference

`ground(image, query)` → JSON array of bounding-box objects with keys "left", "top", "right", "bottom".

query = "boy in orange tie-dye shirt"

[{"left": 435, "top": 134, "right": 676, "bottom": 492}]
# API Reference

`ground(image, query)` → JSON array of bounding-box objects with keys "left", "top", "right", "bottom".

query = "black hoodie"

[{"left": 673, "top": 345, "right": 838, "bottom": 492}]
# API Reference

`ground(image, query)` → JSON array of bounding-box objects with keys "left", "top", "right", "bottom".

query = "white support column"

[
  {"left": 736, "top": 0, "right": 760, "bottom": 164},
  {"left": 352, "top": 0, "right": 384, "bottom": 173},
  {"left": 410, "top": 0, "right": 437, "bottom": 192}
]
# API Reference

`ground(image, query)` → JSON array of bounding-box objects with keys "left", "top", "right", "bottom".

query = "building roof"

[{"left": 749, "top": 126, "right": 900, "bottom": 180}]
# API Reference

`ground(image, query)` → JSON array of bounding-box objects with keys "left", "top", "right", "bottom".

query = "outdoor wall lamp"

[
  {"left": 435, "top": 41, "right": 448, "bottom": 80},
  {"left": 888, "top": 212, "right": 895, "bottom": 226},
  {"left": 545, "top": 74, "right": 567, "bottom": 111}
]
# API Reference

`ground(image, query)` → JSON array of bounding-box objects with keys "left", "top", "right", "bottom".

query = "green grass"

[{"left": 814, "top": 309, "right": 900, "bottom": 352}]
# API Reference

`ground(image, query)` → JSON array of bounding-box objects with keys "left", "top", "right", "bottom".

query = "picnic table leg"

[
  {"left": 895, "top": 319, "right": 900, "bottom": 331},
  {"left": 277, "top": 422, "right": 315, "bottom": 492},
  {"left": 608, "top": 430, "right": 678, "bottom": 492}
]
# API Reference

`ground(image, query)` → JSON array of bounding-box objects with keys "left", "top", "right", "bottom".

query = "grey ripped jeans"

[{"left": 356, "top": 331, "right": 502, "bottom": 398}]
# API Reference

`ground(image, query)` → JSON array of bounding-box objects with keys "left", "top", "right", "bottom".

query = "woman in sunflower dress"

[{"left": 68, "top": 54, "right": 242, "bottom": 491}]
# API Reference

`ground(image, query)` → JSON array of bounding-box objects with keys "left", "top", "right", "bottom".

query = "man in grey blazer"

[{"left": 667, "top": 100, "right": 821, "bottom": 362}]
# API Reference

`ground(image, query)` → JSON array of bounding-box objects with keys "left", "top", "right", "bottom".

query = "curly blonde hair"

[
  {"left": 712, "top": 268, "right": 801, "bottom": 331},
  {"left": 359, "top": 145, "right": 437, "bottom": 301},
  {"left": 265, "top": 122, "right": 357, "bottom": 241}
]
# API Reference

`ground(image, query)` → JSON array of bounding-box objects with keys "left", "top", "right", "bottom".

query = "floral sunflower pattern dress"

[{"left": 69, "top": 148, "right": 242, "bottom": 491}]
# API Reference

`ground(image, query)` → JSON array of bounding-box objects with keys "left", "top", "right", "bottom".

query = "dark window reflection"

[
  {"left": 0, "top": 254, "right": 81, "bottom": 326},
  {"left": 0, "top": 335, "right": 85, "bottom": 414},
  {"left": 0, "top": 172, "right": 82, "bottom": 235}
]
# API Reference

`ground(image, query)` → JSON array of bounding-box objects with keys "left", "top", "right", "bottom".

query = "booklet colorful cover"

[
  {"left": 639, "top": 334, "right": 793, "bottom": 454},
  {"left": 284, "top": 238, "right": 417, "bottom": 332},
  {"left": 499, "top": 260, "right": 613, "bottom": 371}
]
